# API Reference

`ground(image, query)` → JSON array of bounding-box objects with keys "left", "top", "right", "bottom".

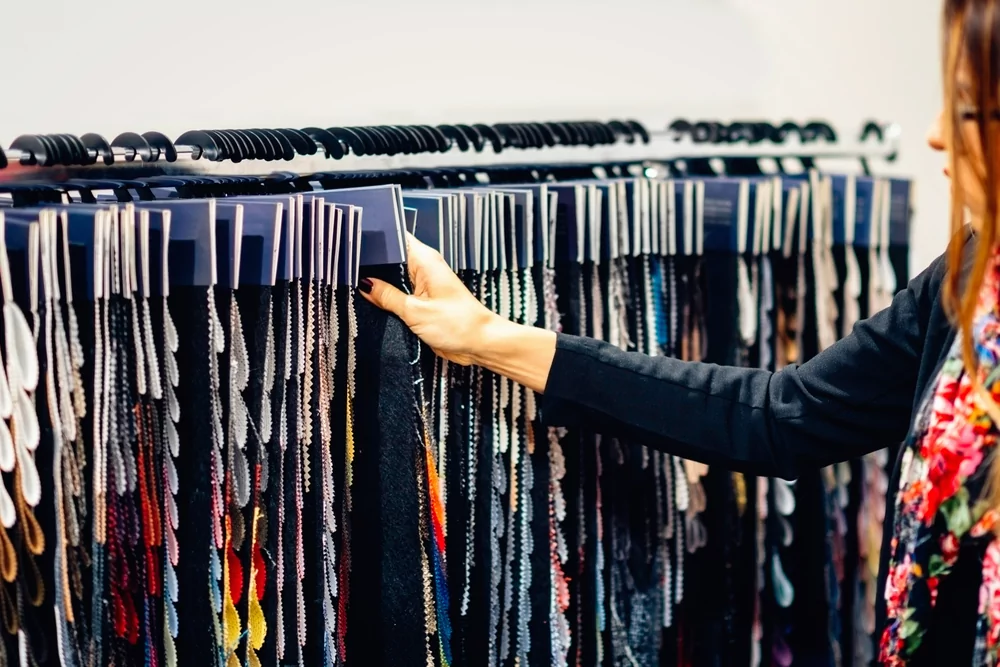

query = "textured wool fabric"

[
  {"left": 234, "top": 284, "right": 269, "bottom": 666},
  {"left": 72, "top": 284, "right": 97, "bottom": 667},
  {"left": 168, "top": 286, "right": 216, "bottom": 664},
  {"left": 262, "top": 280, "right": 289, "bottom": 666},
  {"left": 280, "top": 277, "right": 303, "bottom": 667},
  {"left": 300, "top": 281, "right": 323, "bottom": 667},
  {"left": 22, "top": 299, "right": 57, "bottom": 665},
  {"left": 444, "top": 357, "right": 471, "bottom": 666},
  {"left": 526, "top": 264, "right": 553, "bottom": 667},
  {"left": 831, "top": 244, "right": 864, "bottom": 664},
  {"left": 347, "top": 263, "right": 426, "bottom": 666},
  {"left": 678, "top": 250, "right": 749, "bottom": 667}
]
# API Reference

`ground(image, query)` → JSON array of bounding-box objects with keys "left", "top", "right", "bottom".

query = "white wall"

[{"left": 1, "top": 0, "right": 944, "bottom": 271}]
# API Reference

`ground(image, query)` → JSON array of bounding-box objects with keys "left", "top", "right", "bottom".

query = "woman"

[{"left": 361, "top": 2, "right": 999, "bottom": 664}]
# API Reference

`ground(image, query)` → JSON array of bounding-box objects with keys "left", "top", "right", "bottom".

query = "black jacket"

[{"left": 539, "top": 233, "right": 975, "bottom": 665}]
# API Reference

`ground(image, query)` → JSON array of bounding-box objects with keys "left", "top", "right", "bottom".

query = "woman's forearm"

[{"left": 471, "top": 317, "right": 557, "bottom": 393}]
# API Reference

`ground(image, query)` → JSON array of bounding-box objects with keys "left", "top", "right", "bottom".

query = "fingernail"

[{"left": 358, "top": 278, "right": 373, "bottom": 294}]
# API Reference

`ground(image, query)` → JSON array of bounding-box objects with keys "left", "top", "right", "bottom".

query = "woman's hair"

[{"left": 941, "top": 0, "right": 1000, "bottom": 508}]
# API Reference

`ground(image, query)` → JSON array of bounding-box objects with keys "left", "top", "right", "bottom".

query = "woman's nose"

[{"left": 928, "top": 113, "right": 946, "bottom": 151}]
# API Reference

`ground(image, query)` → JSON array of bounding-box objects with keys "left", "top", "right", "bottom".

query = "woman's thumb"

[{"left": 358, "top": 278, "right": 411, "bottom": 320}]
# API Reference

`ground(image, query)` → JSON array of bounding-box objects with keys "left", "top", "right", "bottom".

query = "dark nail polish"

[{"left": 359, "top": 278, "right": 373, "bottom": 294}]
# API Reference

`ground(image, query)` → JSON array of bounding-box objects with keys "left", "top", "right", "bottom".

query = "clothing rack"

[
  {"left": 0, "top": 117, "right": 900, "bottom": 172},
  {"left": 0, "top": 116, "right": 910, "bottom": 667}
]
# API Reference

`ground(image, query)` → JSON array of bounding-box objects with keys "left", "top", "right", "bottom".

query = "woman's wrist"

[
  {"left": 470, "top": 315, "right": 557, "bottom": 393},
  {"left": 472, "top": 315, "right": 519, "bottom": 365}
]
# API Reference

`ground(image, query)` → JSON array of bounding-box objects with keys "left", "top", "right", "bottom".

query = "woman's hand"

[
  {"left": 358, "top": 233, "right": 498, "bottom": 366},
  {"left": 360, "top": 233, "right": 558, "bottom": 392}
]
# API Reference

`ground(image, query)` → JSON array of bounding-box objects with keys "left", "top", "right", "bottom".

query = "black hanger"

[
  {"left": 38, "top": 134, "right": 67, "bottom": 166},
  {"left": 10, "top": 135, "right": 56, "bottom": 167},
  {"left": 408, "top": 126, "right": 436, "bottom": 154},
  {"left": 325, "top": 127, "right": 367, "bottom": 156},
  {"left": 56, "top": 134, "right": 89, "bottom": 165},
  {"left": 546, "top": 163, "right": 598, "bottom": 181},
  {"left": 174, "top": 130, "right": 224, "bottom": 161},
  {"left": 275, "top": 128, "right": 315, "bottom": 158},
  {"left": 543, "top": 122, "right": 570, "bottom": 147},
  {"left": 266, "top": 171, "right": 312, "bottom": 193},
  {"left": 365, "top": 126, "right": 397, "bottom": 155},
  {"left": 378, "top": 125, "right": 407, "bottom": 155},
  {"left": 403, "top": 125, "right": 430, "bottom": 154},
  {"left": 580, "top": 121, "right": 601, "bottom": 146},
  {"left": 624, "top": 120, "right": 649, "bottom": 144},
  {"left": 751, "top": 122, "right": 777, "bottom": 144},
  {"left": 235, "top": 129, "right": 265, "bottom": 159},
  {"left": 595, "top": 122, "right": 617, "bottom": 145},
  {"left": 510, "top": 123, "right": 532, "bottom": 148},
  {"left": 250, "top": 129, "right": 285, "bottom": 161},
  {"left": 583, "top": 120, "right": 614, "bottom": 147},
  {"left": 415, "top": 168, "right": 450, "bottom": 189},
  {"left": 560, "top": 121, "right": 583, "bottom": 146},
  {"left": 454, "top": 124, "right": 485, "bottom": 152},
  {"left": 228, "top": 129, "right": 263, "bottom": 161},
  {"left": 723, "top": 156, "right": 764, "bottom": 176},
  {"left": 668, "top": 119, "right": 693, "bottom": 142},
  {"left": 47, "top": 134, "right": 77, "bottom": 165},
  {"left": 369, "top": 125, "right": 400, "bottom": 155},
  {"left": 563, "top": 122, "right": 587, "bottom": 146},
  {"left": 111, "top": 132, "right": 156, "bottom": 162},
  {"left": 591, "top": 121, "right": 613, "bottom": 145},
  {"left": 208, "top": 130, "right": 239, "bottom": 161},
  {"left": 774, "top": 122, "right": 804, "bottom": 144},
  {"left": 0, "top": 181, "right": 66, "bottom": 206},
  {"left": 249, "top": 129, "right": 280, "bottom": 160},
  {"left": 203, "top": 174, "right": 243, "bottom": 197},
  {"left": 521, "top": 123, "right": 542, "bottom": 148},
  {"left": 437, "top": 125, "right": 469, "bottom": 152},
  {"left": 401, "top": 126, "right": 429, "bottom": 154},
  {"left": 397, "top": 126, "right": 426, "bottom": 154},
  {"left": 481, "top": 163, "right": 533, "bottom": 184},
  {"left": 801, "top": 121, "right": 837, "bottom": 144},
  {"left": 517, "top": 123, "right": 535, "bottom": 147},
  {"left": 35, "top": 134, "right": 68, "bottom": 166},
  {"left": 71, "top": 178, "right": 156, "bottom": 202},
  {"left": 375, "top": 126, "right": 408, "bottom": 154},
  {"left": 142, "top": 175, "right": 189, "bottom": 194},
  {"left": 692, "top": 121, "right": 724, "bottom": 144},
  {"left": 678, "top": 157, "right": 720, "bottom": 177},
  {"left": 859, "top": 120, "right": 884, "bottom": 143},
  {"left": 142, "top": 131, "right": 178, "bottom": 162},
  {"left": 472, "top": 124, "right": 504, "bottom": 153},
  {"left": 364, "top": 125, "right": 394, "bottom": 154},
  {"left": 422, "top": 126, "right": 452, "bottom": 153},
  {"left": 608, "top": 120, "right": 635, "bottom": 144},
  {"left": 494, "top": 124, "right": 521, "bottom": 150},
  {"left": 857, "top": 120, "right": 887, "bottom": 176},
  {"left": 725, "top": 122, "right": 756, "bottom": 144},
  {"left": 529, "top": 122, "right": 557, "bottom": 148},
  {"left": 149, "top": 173, "right": 204, "bottom": 198},
  {"left": 210, "top": 130, "right": 242, "bottom": 162},
  {"left": 302, "top": 128, "right": 346, "bottom": 160}
]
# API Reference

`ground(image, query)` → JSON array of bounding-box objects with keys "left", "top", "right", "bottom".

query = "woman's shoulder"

[{"left": 912, "top": 225, "right": 975, "bottom": 303}]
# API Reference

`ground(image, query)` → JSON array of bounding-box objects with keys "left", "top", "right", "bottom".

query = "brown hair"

[{"left": 941, "top": 0, "right": 1000, "bottom": 508}]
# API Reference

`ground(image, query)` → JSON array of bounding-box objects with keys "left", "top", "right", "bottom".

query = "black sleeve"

[{"left": 538, "top": 253, "right": 947, "bottom": 480}]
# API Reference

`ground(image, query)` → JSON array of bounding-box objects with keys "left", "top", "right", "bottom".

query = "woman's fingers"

[
  {"left": 358, "top": 278, "right": 412, "bottom": 322},
  {"left": 404, "top": 232, "right": 422, "bottom": 285}
]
